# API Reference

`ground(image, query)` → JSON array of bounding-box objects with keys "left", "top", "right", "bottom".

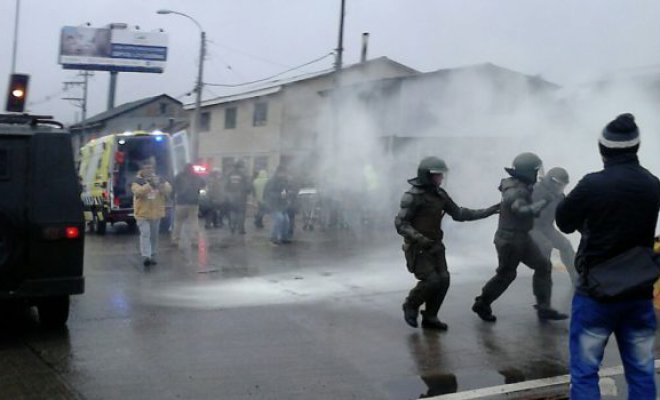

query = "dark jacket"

[
  {"left": 395, "top": 178, "right": 498, "bottom": 243},
  {"left": 497, "top": 177, "right": 542, "bottom": 233},
  {"left": 264, "top": 174, "right": 290, "bottom": 212},
  {"left": 556, "top": 154, "right": 660, "bottom": 298},
  {"left": 173, "top": 171, "right": 205, "bottom": 205},
  {"left": 224, "top": 168, "right": 252, "bottom": 205}
]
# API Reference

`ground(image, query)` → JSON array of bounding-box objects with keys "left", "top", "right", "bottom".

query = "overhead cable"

[{"left": 204, "top": 52, "right": 334, "bottom": 88}]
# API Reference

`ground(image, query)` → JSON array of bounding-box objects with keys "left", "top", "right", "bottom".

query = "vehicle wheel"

[
  {"left": 96, "top": 218, "right": 107, "bottom": 235},
  {"left": 37, "top": 295, "right": 70, "bottom": 328}
]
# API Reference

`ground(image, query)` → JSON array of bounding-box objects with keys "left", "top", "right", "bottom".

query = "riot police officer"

[
  {"left": 395, "top": 157, "right": 499, "bottom": 330},
  {"left": 530, "top": 167, "right": 578, "bottom": 286},
  {"left": 472, "top": 153, "right": 568, "bottom": 322}
]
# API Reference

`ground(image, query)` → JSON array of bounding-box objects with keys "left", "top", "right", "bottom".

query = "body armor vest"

[
  {"left": 498, "top": 178, "right": 535, "bottom": 233},
  {"left": 410, "top": 190, "right": 447, "bottom": 241}
]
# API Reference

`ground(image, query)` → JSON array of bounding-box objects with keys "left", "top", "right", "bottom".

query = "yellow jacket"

[{"left": 131, "top": 173, "right": 172, "bottom": 220}]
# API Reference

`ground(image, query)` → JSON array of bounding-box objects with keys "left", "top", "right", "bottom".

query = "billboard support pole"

[{"left": 108, "top": 71, "right": 118, "bottom": 110}]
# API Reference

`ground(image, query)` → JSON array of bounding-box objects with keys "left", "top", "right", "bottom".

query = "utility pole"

[
  {"left": 63, "top": 71, "right": 93, "bottom": 138},
  {"left": 328, "top": 0, "right": 347, "bottom": 214},
  {"left": 191, "top": 30, "right": 206, "bottom": 163},
  {"left": 334, "top": 0, "right": 346, "bottom": 72}
]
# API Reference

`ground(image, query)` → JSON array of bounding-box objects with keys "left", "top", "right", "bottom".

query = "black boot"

[
  {"left": 472, "top": 298, "right": 497, "bottom": 322},
  {"left": 402, "top": 303, "right": 419, "bottom": 328},
  {"left": 536, "top": 306, "right": 568, "bottom": 321},
  {"left": 420, "top": 311, "right": 448, "bottom": 331}
]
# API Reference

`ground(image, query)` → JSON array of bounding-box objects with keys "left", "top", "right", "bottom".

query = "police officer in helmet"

[
  {"left": 530, "top": 167, "right": 578, "bottom": 286},
  {"left": 395, "top": 156, "right": 499, "bottom": 330},
  {"left": 472, "top": 152, "right": 568, "bottom": 322}
]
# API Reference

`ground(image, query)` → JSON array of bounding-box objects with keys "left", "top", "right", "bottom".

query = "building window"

[
  {"left": 159, "top": 103, "right": 169, "bottom": 115},
  {"left": 253, "top": 102, "right": 268, "bottom": 126},
  {"left": 200, "top": 112, "right": 211, "bottom": 132},
  {"left": 225, "top": 107, "right": 237, "bottom": 129}
]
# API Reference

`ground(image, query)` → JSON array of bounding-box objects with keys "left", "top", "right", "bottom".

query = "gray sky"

[{"left": 3, "top": 0, "right": 660, "bottom": 123}]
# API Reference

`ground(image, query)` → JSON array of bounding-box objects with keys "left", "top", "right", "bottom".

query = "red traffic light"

[{"left": 6, "top": 73, "right": 29, "bottom": 113}]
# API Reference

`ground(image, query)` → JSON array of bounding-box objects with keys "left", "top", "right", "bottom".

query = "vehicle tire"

[
  {"left": 37, "top": 295, "right": 70, "bottom": 328},
  {"left": 96, "top": 220, "right": 107, "bottom": 235},
  {"left": 92, "top": 213, "right": 107, "bottom": 235}
]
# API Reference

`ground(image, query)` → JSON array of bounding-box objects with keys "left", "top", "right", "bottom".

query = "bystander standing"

[
  {"left": 131, "top": 159, "right": 172, "bottom": 266},
  {"left": 556, "top": 113, "right": 660, "bottom": 399}
]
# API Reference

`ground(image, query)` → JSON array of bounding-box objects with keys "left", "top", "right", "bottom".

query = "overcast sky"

[{"left": 2, "top": 0, "right": 660, "bottom": 123}]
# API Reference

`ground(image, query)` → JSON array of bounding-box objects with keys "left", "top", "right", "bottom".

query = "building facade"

[{"left": 191, "top": 57, "right": 418, "bottom": 177}]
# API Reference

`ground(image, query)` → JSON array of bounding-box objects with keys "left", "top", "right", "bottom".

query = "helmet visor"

[{"left": 430, "top": 170, "right": 448, "bottom": 187}]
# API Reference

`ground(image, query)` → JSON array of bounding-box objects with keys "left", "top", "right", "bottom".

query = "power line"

[
  {"left": 204, "top": 52, "right": 334, "bottom": 88},
  {"left": 27, "top": 89, "right": 66, "bottom": 107},
  {"left": 207, "top": 40, "right": 292, "bottom": 69}
]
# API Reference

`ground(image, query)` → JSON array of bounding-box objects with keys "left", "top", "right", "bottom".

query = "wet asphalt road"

[{"left": 1, "top": 219, "right": 659, "bottom": 400}]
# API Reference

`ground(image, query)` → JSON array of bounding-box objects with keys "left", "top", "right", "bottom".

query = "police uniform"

[
  {"left": 395, "top": 157, "right": 498, "bottom": 330},
  {"left": 529, "top": 169, "right": 578, "bottom": 286},
  {"left": 472, "top": 153, "right": 567, "bottom": 322}
]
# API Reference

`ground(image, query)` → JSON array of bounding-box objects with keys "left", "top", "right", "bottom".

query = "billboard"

[{"left": 58, "top": 26, "right": 168, "bottom": 73}]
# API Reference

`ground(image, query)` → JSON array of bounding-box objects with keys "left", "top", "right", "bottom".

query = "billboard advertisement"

[{"left": 59, "top": 26, "right": 168, "bottom": 73}]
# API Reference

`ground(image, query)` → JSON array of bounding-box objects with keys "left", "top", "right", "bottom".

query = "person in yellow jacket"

[{"left": 131, "top": 160, "right": 172, "bottom": 266}]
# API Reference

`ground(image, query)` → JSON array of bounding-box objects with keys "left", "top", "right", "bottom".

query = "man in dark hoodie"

[
  {"left": 395, "top": 156, "right": 499, "bottom": 330},
  {"left": 224, "top": 160, "right": 252, "bottom": 235},
  {"left": 556, "top": 114, "right": 660, "bottom": 399},
  {"left": 172, "top": 163, "right": 205, "bottom": 247},
  {"left": 530, "top": 167, "right": 578, "bottom": 286},
  {"left": 472, "top": 152, "right": 568, "bottom": 322},
  {"left": 265, "top": 165, "right": 291, "bottom": 245}
]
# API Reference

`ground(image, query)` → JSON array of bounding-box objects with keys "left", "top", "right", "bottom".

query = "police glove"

[
  {"left": 416, "top": 236, "right": 434, "bottom": 250},
  {"left": 530, "top": 199, "right": 548, "bottom": 216}
]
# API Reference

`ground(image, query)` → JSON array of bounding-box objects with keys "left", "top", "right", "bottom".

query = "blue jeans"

[
  {"left": 271, "top": 211, "right": 290, "bottom": 243},
  {"left": 570, "top": 293, "right": 656, "bottom": 399}
]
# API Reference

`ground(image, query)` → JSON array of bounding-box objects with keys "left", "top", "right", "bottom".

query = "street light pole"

[
  {"left": 11, "top": 0, "right": 21, "bottom": 73},
  {"left": 157, "top": 9, "right": 205, "bottom": 163}
]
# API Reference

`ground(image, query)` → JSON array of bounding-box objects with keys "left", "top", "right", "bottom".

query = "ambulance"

[{"left": 78, "top": 130, "right": 188, "bottom": 234}]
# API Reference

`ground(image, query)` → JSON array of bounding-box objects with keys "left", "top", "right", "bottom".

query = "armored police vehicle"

[{"left": 0, "top": 113, "right": 85, "bottom": 327}]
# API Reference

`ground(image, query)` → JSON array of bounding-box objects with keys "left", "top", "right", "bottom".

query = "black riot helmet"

[
  {"left": 417, "top": 156, "right": 448, "bottom": 186},
  {"left": 545, "top": 167, "right": 569, "bottom": 186},
  {"left": 505, "top": 152, "right": 543, "bottom": 184}
]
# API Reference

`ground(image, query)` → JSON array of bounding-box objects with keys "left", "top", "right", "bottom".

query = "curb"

[{"left": 427, "top": 360, "right": 660, "bottom": 400}]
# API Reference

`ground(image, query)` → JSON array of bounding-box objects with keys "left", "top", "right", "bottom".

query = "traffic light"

[{"left": 5, "top": 74, "right": 29, "bottom": 113}]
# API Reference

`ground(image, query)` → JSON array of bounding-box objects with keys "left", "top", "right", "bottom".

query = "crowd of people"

[
  {"left": 131, "top": 159, "right": 313, "bottom": 253},
  {"left": 129, "top": 113, "right": 660, "bottom": 398}
]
